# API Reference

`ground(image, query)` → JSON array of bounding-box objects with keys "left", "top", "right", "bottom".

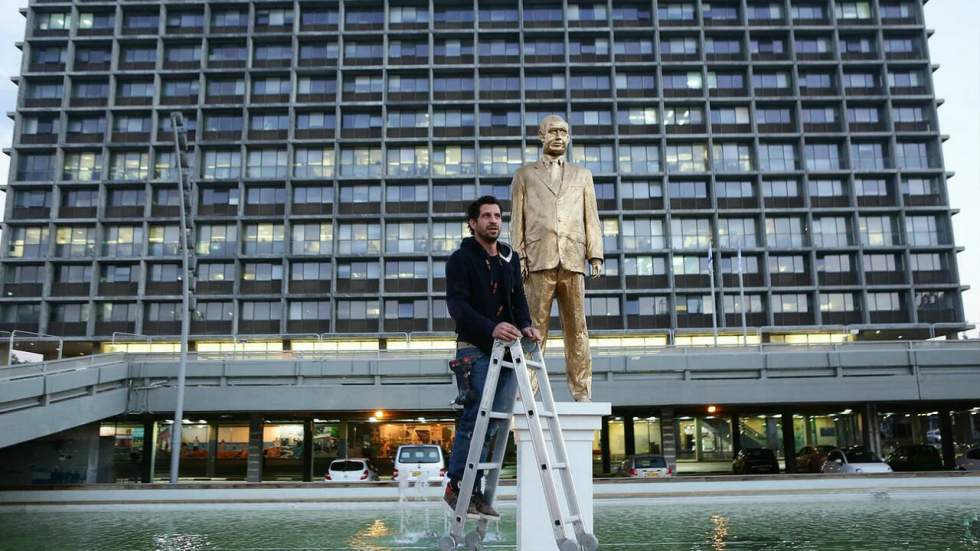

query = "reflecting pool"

[{"left": 1, "top": 496, "right": 979, "bottom": 550}]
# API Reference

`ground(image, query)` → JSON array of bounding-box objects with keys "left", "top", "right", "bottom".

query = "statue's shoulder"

[
  {"left": 514, "top": 162, "right": 538, "bottom": 178},
  {"left": 565, "top": 161, "right": 592, "bottom": 176}
]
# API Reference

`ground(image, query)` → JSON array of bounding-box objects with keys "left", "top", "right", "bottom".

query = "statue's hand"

[
  {"left": 590, "top": 259, "right": 603, "bottom": 279},
  {"left": 521, "top": 262, "right": 529, "bottom": 281}
]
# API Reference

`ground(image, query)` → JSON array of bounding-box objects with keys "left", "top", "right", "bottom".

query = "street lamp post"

[{"left": 168, "top": 112, "right": 196, "bottom": 484}]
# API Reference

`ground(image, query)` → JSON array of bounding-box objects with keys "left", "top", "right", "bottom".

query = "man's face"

[
  {"left": 539, "top": 120, "right": 570, "bottom": 156},
  {"left": 469, "top": 204, "right": 502, "bottom": 243}
]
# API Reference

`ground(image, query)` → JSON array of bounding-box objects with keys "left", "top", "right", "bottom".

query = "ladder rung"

[
  {"left": 552, "top": 463, "right": 567, "bottom": 470},
  {"left": 525, "top": 360, "right": 545, "bottom": 368},
  {"left": 567, "top": 514, "right": 580, "bottom": 523},
  {"left": 488, "top": 411, "right": 510, "bottom": 420},
  {"left": 477, "top": 462, "right": 501, "bottom": 471},
  {"left": 538, "top": 410, "right": 555, "bottom": 418}
]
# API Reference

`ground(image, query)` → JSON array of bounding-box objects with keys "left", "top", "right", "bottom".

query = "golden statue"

[{"left": 510, "top": 115, "right": 603, "bottom": 402}]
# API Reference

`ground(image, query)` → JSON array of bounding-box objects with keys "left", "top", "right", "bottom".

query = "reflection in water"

[
  {"left": 709, "top": 514, "right": 729, "bottom": 550},
  {"left": 152, "top": 533, "right": 211, "bottom": 551},
  {"left": 348, "top": 519, "right": 393, "bottom": 551}
]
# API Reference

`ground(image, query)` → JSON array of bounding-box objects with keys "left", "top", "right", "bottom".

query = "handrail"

[{"left": 7, "top": 330, "right": 63, "bottom": 365}]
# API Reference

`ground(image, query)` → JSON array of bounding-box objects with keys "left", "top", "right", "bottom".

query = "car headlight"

[{"left": 855, "top": 468, "right": 863, "bottom": 473}]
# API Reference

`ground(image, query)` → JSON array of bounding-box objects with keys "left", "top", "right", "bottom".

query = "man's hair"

[
  {"left": 537, "top": 114, "right": 569, "bottom": 138},
  {"left": 466, "top": 195, "right": 502, "bottom": 234}
]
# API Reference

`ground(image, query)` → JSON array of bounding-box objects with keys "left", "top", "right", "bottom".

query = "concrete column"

[
  {"left": 85, "top": 423, "right": 100, "bottom": 484},
  {"left": 623, "top": 414, "right": 635, "bottom": 457},
  {"left": 246, "top": 415, "right": 264, "bottom": 483},
  {"left": 730, "top": 414, "right": 741, "bottom": 456},
  {"left": 862, "top": 403, "right": 882, "bottom": 456},
  {"left": 939, "top": 409, "right": 955, "bottom": 469},
  {"left": 514, "top": 401, "right": 610, "bottom": 551},
  {"left": 599, "top": 416, "right": 610, "bottom": 474},
  {"left": 206, "top": 422, "right": 218, "bottom": 478},
  {"left": 804, "top": 416, "right": 815, "bottom": 446},
  {"left": 781, "top": 413, "right": 796, "bottom": 473},
  {"left": 660, "top": 408, "right": 677, "bottom": 473},
  {"left": 302, "top": 418, "right": 314, "bottom": 482},
  {"left": 693, "top": 417, "right": 703, "bottom": 461},
  {"left": 141, "top": 420, "right": 155, "bottom": 483}
]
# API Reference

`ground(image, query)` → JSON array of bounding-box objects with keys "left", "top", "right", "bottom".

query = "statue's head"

[{"left": 537, "top": 115, "right": 570, "bottom": 157}]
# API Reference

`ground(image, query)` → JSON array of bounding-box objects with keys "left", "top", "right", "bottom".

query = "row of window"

[
  {"left": 20, "top": 101, "right": 935, "bottom": 139},
  {"left": 5, "top": 249, "right": 953, "bottom": 289},
  {"left": 25, "top": 67, "right": 932, "bottom": 103},
  {"left": 27, "top": 31, "right": 928, "bottom": 71},
  {"left": 5, "top": 212, "right": 951, "bottom": 261},
  {"left": 31, "top": 2, "right": 919, "bottom": 36},
  {"left": 0, "top": 287, "right": 957, "bottom": 330},
  {"left": 15, "top": 138, "right": 941, "bottom": 184}
]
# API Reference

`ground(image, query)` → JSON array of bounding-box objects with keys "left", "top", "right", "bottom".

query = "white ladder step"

[
  {"left": 487, "top": 411, "right": 510, "bottom": 420},
  {"left": 552, "top": 463, "right": 567, "bottom": 470},
  {"left": 477, "top": 462, "right": 501, "bottom": 471}
]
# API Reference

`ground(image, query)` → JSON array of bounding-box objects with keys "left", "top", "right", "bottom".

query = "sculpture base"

[{"left": 513, "top": 401, "right": 610, "bottom": 551}]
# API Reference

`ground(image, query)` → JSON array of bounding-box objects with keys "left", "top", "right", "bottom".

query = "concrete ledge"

[{"left": 2, "top": 472, "right": 978, "bottom": 508}]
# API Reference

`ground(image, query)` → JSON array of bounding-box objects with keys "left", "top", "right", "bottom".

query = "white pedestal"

[{"left": 513, "top": 401, "right": 610, "bottom": 551}]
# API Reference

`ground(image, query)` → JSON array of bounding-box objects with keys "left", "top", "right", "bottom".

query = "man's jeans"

[{"left": 447, "top": 346, "right": 518, "bottom": 492}]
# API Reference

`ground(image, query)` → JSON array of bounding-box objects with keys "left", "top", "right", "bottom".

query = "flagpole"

[{"left": 708, "top": 243, "right": 718, "bottom": 346}]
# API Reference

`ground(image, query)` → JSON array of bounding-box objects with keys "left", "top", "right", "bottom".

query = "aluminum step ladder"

[{"left": 439, "top": 338, "right": 599, "bottom": 551}]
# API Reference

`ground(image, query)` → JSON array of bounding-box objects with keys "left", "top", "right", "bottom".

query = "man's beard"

[{"left": 476, "top": 228, "right": 499, "bottom": 243}]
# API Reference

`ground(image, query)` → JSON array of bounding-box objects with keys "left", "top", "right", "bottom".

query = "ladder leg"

[
  {"left": 508, "top": 340, "right": 574, "bottom": 546},
  {"left": 481, "top": 356, "right": 517, "bottom": 506},
  {"left": 528, "top": 343, "right": 595, "bottom": 547},
  {"left": 450, "top": 343, "right": 506, "bottom": 539}
]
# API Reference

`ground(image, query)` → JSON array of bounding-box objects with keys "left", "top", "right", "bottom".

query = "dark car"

[
  {"left": 732, "top": 448, "right": 779, "bottom": 474},
  {"left": 886, "top": 444, "right": 944, "bottom": 471},
  {"left": 796, "top": 445, "right": 836, "bottom": 473}
]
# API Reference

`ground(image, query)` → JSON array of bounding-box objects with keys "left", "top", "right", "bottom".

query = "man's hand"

[
  {"left": 492, "top": 322, "right": 522, "bottom": 342},
  {"left": 590, "top": 258, "right": 603, "bottom": 279},
  {"left": 521, "top": 262, "right": 529, "bottom": 281},
  {"left": 522, "top": 326, "right": 543, "bottom": 342}
]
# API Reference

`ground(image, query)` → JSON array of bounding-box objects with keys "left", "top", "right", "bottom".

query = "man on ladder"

[{"left": 444, "top": 195, "right": 542, "bottom": 517}]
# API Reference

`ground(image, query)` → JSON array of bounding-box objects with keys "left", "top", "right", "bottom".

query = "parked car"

[
  {"left": 886, "top": 444, "right": 944, "bottom": 471},
  {"left": 732, "top": 448, "right": 779, "bottom": 474},
  {"left": 821, "top": 447, "right": 892, "bottom": 474},
  {"left": 796, "top": 445, "right": 836, "bottom": 473},
  {"left": 324, "top": 458, "right": 378, "bottom": 482},
  {"left": 955, "top": 448, "right": 980, "bottom": 471},
  {"left": 393, "top": 444, "right": 446, "bottom": 483},
  {"left": 620, "top": 454, "right": 672, "bottom": 478}
]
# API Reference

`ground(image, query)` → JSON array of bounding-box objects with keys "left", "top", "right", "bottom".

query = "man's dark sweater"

[{"left": 446, "top": 237, "right": 533, "bottom": 353}]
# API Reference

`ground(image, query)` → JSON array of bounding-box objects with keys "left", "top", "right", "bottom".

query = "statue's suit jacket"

[{"left": 510, "top": 159, "right": 604, "bottom": 275}]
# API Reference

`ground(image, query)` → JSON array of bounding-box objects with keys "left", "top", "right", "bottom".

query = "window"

[
  {"left": 658, "top": 3, "right": 696, "bottom": 22},
  {"left": 711, "top": 106, "right": 750, "bottom": 125},
  {"left": 663, "top": 72, "right": 703, "bottom": 91},
  {"left": 851, "top": 143, "right": 887, "bottom": 170},
  {"left": 196, "top": 263, "right": 233, "bottom": 282},
  {"left": 820, "top": 293, "right": 856, "bottom": 313},
  {"left": 616, "top": 144, "right": 658, "bottom": 174},
  {"left": 147, "top": 226, "right": 179, "bottom": 256},
  {"left": 243, "top": 224, "right": 285, "bottom": 254},
  {"left": 765, "top": 217, "right": 804, "bottom": 247},
  {"left": 712, "top": 143, "right": 753, "bottom": 172},
  {"left": 802, "top": 106, "right": 838, "bottom": 124},
  {"left": 337, "top": 300, "right": 380, "bottom": 320},
  {"left": 771, "top": 294, "right": 808, "bottom": 314},
  {"left": 13, "top": 189, "right": 50, "bottom": 209},
  {"left": 429, "top": 146, "right": 475, "bottom": 176},
  {"left": 292, "top": 223, "right": 333, "bottom": 255},
  {"left": 387, "top": 146, "right": 430, "bottom": 177},
  {"left": 243, "top": 263, "right": 283, "bottom": 282},
  {"left": 62, "top": 152, "right": 102, "bottom": 181},
  {"left": 385, "top": 222, "right": 428, "bottom": 253},
  {"left": 804, "top": 143, "right": 842, "bottom": 171},
  {"left": 859, "top": 216, "right": 895, "bottom": 246},
  {"left": 758, "top": 143, "right": 797, "bottom": 172},
  {"left": 388, "top": 110, "right": 429, "bottom": 129},
  {"left": 17, "top": 153, "right": 55, "bottom": 181},
  {"left": 863, "top": 254, "right": 898, "bottom": 273},
  {"left": 769, "top": 255, "right": 805, "bottom": 275},
  {"left": 294, "top": 148, "right": 335, "bottom": 179},
  {"left": 196, "top": 225, "right": 238, "bottom": 256},
  {"left": 479, "top": 145, "right": 524, "bottom": 176},
  {"left": 256, "top": 8, "right": 294, "bottom": 26},
  {"left": 896, "top": 142, "right": 932, "bottom": 170},
  {"left": 431, "top": 222, "right": 466, "bottom": 253},
  {"left": 241, "top": 302, "right": 282, "bottom": 322},
  {"left": 622, "top": 219, "right": 666, "bottom": 250},
  {"left": 868, "top": 292, "right": 902, "bottom": 312},
  {"left": 836, "top": 2, "right": 872, "bottom": 20},
  {"left": 665, "top": 144, "right": 706, "bottom": 173},
  {"left": 110, "top": 152, "right": 150, "bottom": 180},
  {"left": 662, "top": 37, "right": 698, "bottom": 56},
  {"left": 339, "top": 147, "right": 383, "bottom": 178},
  {"left": 384, "top": 299, "right": 428, "bottom": 320},
  {"left": 340, "top": 185, "right": 382, "bottom": 204},
  {"left": 293, "top": 186, "right": 333, "bottom": 206},
  {"left": 291, "top": 262, "right": 331, "bottom": 281},
  {"left": 55, "top": 226, "right": 95, "bottom": 257},
  {"left": 337, "top": 223, "right": 382, "bottom": 254},
  {"left": 670, "top": 218, "right": 711, "bottom": 250},
  {"left": 51, "top": 303, "right": 89, "bottom": 324},
  {"left": 103, "top": 226, "right": 143, "bottom": 257},
  {"left": 618, "top": 107, "right": 658, "bottom": 126},
  {"left": 624, "top": 256, "right": 666, "bottom": 276},
  {"left": 718, "top": 218, "right": 757, "bottom": 247},
  {"left": 202, "top": 150, "right": 241, "bottom": 179},
  {"left": 811, "top": 216, "right": 852, "bottom": 247},
  {"left": 253, "top": 77, "right": 292, "bottom": 96},
  {"left": 905, "top": 216, "right": 944, "bottom": 246},
  {"left": 246, "top": 149, "right": 288, "bottom": 179}
]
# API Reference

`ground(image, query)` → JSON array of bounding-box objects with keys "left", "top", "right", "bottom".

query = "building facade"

[{"left": 0, "top": 0, "right": 975, "bottom": 484}]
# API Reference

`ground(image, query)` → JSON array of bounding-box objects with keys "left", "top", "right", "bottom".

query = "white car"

[
  {"left": 393, "top": 445, "right": 446, "bottom": 483},
  {"left": 956, "top": 448, "right": 980, "bottom": 471},
  {"left": 620, "top": 454, "right": 673, "bottom": 478},
  {"left": 821, "top": 448, "right": 893, "bottom": 474},
  {"left": 324, "top": 458, "right": 378, "bottom": 482}
]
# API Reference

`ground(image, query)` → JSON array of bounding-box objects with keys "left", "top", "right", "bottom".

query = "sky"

[{"left": 0, "top": 0, "right": 975, "bottom": 336}]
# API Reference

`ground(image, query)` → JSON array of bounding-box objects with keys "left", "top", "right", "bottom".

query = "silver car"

[
  {"left": 956, "top": 448, "right": 980, "bottom": 471},
  {"left": 821, "top": 447, "right": 892, "bottom": 474}
]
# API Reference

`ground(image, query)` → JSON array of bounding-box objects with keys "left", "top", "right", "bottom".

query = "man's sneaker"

[
  {"left": 471, "top": 490, "right": 499, "bottom": 517},
  {"left": 444, "top": 482, "right": 479, "bottom": 514}
]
